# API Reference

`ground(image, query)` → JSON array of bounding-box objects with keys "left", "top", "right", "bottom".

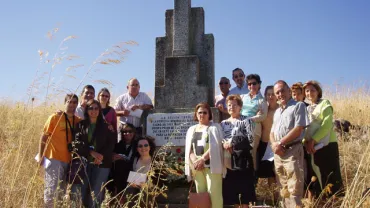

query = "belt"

[{"left": 282, "top": 140, "right": 302, "bottom": 149}]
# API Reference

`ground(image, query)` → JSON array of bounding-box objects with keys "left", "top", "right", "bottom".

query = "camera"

[{"left": 67, "top": 143, "right": 73, "bottom": 152}]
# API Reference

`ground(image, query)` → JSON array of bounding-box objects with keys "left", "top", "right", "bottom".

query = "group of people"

[
  {"left": 38, "top": 69, "right": 343, "bottom": 208},
  {"left": 38, "top": 78, "right": 156, "bottom": 207},
  {"left": 185, "top": 68, "right": 343, "bottom": 207}
]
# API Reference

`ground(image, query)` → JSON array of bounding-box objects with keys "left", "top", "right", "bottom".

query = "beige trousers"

[{"left": 274, "top": 144, "right": 304, "bottom": 207}]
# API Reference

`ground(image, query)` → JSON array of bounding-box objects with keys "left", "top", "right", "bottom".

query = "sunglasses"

[
  {"left": 138, "top": 144, "right": 149, "bottom": 148},
  {"left": 197, "top": 111, "right": 208, "bottom": 115},
  {"left": 100, "top": 94, "right": 109, "bottom": 98},
  {"left": 122, "top": 130, "right": 134, "bottom": 134},
  {"left": 233, "top": 74, "right": 244, "bottom": 79},
  {"left": 87, "top": 106, "right": 99, "bottom": 111},
  {"left": 219, "top": 82, "right": 229, "bottom": 85},
  {"left": 248, "top": 82, "right": 258, "bottom": 86}
]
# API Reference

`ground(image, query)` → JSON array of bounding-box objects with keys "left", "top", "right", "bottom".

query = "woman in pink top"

[{"left": 98, "top": 88, "right": 118, "bottom": 132}]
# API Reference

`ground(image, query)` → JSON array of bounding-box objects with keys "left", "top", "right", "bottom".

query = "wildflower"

[
  {"left": 176, "top": 148, "right": 181, "bottom": 153},
  {"left": 311, "top": 176, "right": 317, "bottom": 182}
]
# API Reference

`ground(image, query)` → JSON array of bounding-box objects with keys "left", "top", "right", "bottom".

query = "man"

[
  {"left": 229, "top": 68, "right": 249, "bottom": 95},
  {"left": 114, "top": 78, "right": 153, "bottom": 135},
  {"left": 75, "top": 85, "right": 95, "bottom": 119},
  {"left": 215, "top": 77, "right": 231, "bottom": 120},
  {"left": 38, "top": 94, "right": 81, "bottom": 208},
  {"left": 270, "top": 80, "right": 308, "bottom": 207}
]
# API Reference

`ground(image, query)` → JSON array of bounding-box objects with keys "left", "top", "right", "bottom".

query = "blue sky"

[{"left": 0, "top": 0, "right": 369, "bottom": 103}]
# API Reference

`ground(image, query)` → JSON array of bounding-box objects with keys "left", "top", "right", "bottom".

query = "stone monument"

[{"left": 146, "top": 0, "right": 217, "bottom": 147}]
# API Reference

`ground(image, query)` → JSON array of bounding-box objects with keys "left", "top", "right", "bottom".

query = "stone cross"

[
  {"left": 154, "top": 0, "right": 215, "bottom": 109},
  {"left": 173, "top": 0, "right": 191, "bottom": 56}
]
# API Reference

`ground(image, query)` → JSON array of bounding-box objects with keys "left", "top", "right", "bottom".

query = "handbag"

[
  {"left": 189, "top": 139, "right": 211, "bottom": 208},
  {"left": 67, "top": 157, "right": 87, "bottom": 184},
  {"left": 188, "top": 180, "right": 211, "bottom": 208}
]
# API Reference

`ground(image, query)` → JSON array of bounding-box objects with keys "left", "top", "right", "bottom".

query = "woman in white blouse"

[{"left": 185, "top": 102, "right": 225, "bottom": 208}]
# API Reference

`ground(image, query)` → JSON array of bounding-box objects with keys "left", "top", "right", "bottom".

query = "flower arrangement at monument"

[{"left": 163, "top": 147, "right": 187, "bottom": 186}]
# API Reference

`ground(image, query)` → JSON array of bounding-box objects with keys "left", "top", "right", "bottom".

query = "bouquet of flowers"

[{"left": 163, "top": 147, "right": 187, "bottom": 186}]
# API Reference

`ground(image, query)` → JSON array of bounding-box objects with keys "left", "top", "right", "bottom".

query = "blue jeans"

[
  {"left": 72, "top": 164, "right": 110, "bottom": 208},
  {"left": 44, "top": 158, "right": 69, "bottom": 208}
]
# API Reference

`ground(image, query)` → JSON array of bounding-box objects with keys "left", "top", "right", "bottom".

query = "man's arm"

[
  {"left": 38, "top": 134, "right": 49, "bottom": 159},
  {"left": 115, "top": 110, "right": 130, "bottom": 116},
  {"left": 280, "top": 126, "right": 305, "bottom": 145},
  {"left": 140, "top": 104, "right": 153, "bottom": 111}
]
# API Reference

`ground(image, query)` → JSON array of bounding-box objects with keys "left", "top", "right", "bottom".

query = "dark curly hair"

[{"left": 133, "top": 136, "right": 156, "bottom": 158}]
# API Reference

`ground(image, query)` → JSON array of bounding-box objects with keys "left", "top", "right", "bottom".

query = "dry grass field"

[{"left": 0, "top": 88, "right": 369, "bottom": 208}]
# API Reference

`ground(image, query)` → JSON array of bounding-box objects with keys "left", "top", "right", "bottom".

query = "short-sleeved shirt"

[
  {"left": 43, "top": 113, "right": 81, "bottom": 163},
  {"left": 221, "top": 115, "right": 254, "bottom": 145},
  {"left": 114, "top": 92, "right": 153, "bottom": 127},
  {"left": 271, "top": 99, "right": 308, "bottom": 144},
  {"left": 214, "top": 93, "right": 228, "bottom": 109},
  {"left": 241, "top": 92, "right": 264, "bottom": 117},
  {"left": 229, "top": 83, "right": 249, "bottom": 95},
  {"left": 75, "top": 104, "right": 85, "bottom": 119}
]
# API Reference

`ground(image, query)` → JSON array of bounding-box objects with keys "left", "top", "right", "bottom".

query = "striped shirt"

[{"left": 114, "top": 92, "right": 153, "bottom": 127}]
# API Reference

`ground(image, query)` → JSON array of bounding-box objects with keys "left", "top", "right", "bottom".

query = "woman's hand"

[
  {"left": 305, "top": 139, "right": 316, "bottom": 154},
  {"left": 112, "top": 153, "right": 123, "bottom": 161},
  {"left": 93, "top": 158, "right": 102, "bottom": 165},
  {"left": 193, "top": 158, "right": 205, "bottom": 171},
  {"left": 223, "top": 141, "right": 233, "bottom": 153},
  {"left": 90, "top": 150, "right": 103, "bottom": 163}
]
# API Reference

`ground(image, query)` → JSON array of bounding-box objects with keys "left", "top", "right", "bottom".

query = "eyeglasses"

[
  {"left": 122, "top": 130, "right": 134, "bottom": 134},
  {"left": 219, "top": 82, "right": 229, "bottom": 85},
  {"left": 233, "top": 74, "right": 244, "bottom": 79},
  {"left": 87, "top": 106, "right": 99, "bottom": 111},
  {"left": 248, "top": 82, "right": 258, "bottom": 86},
  {"left": 197, "top": 111, "right": 208, "bottom": 115},
  {"left": 138, "top": 144, "right": 149, "bottom": 148},
  {"left": 100, "top": 94, "right": 109, "bottom": 98}
]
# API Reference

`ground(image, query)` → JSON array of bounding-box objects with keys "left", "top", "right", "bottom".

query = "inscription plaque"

[{"left": 146, "top": 113, "right": 197, "bottom": 146}]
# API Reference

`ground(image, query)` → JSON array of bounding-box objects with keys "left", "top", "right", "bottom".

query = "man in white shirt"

[
  {"left": 229, "top": 68, "right": 249, "bottom": 95},
  {"left": 114, "top": 78, "right": 153, "bottom": 135},
  {"left": 75, "top": 85, "right": 95, "bottom": 119}
]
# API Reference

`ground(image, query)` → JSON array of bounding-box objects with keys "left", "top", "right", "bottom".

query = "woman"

[
  {"left": 125, "top": 136, "right": 156, "bottom": 207},
  {"left": 240, "top": 74, "right": 268, "bottom": 171},
  {"left": 258, "top": 86, "right": 278, "bottom": 185},
  {"left": 303, "top": 80, "right": 343, "bottom": 197},
  {"left": 72, "top": 99, "right": 116, "bottom": 207},
  {"left": 108, "top": 122, "right": 137, "bottom": 200},
  {"left": 97, "top": 87, "right": 117, "bottom": 131},
  {"left": 185, "top": 102, "right": 225, "bottom": 208},
  {"left": 222, "top": 95, "right": 256, "bottom": 207}
]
